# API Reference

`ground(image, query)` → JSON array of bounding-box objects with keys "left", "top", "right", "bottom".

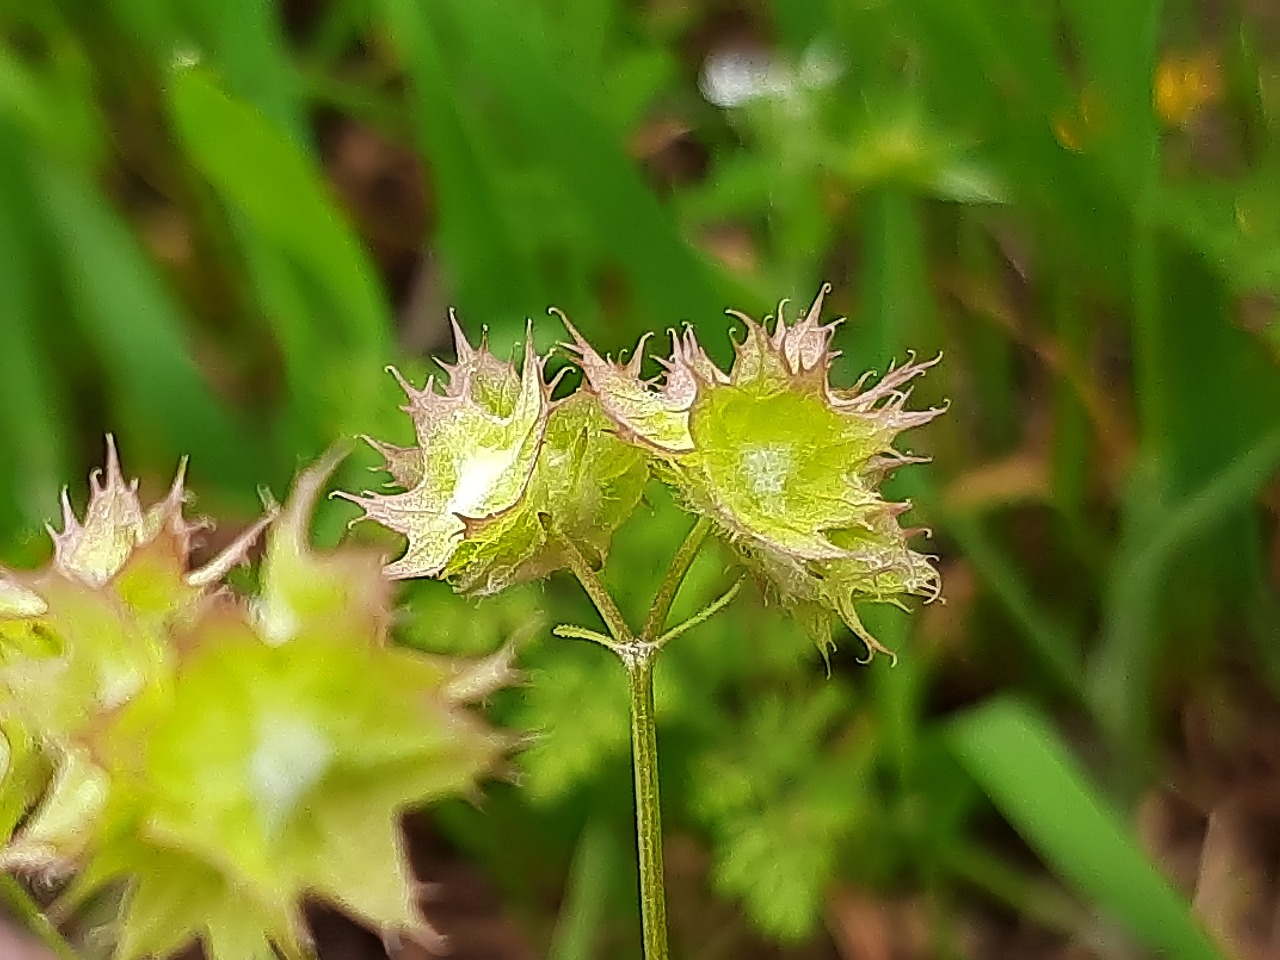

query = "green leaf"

[
  {"left": 1091, "top": 424, "right": 1280, "bottom": 764},
  {"left": 175, "top": 0, "right": 305, "bottom": 139},
  {"left": 164, "top": 64, "right": 390, "bottom": 357},
  {"left": 513, "top": 645, "right": 628, "bottom": 802},
  {"left": 376, "top": 0, "right": 546, "bottom": 318},
  {"left": 0, "top": 36, "right": 101, "bottom": 162},
  {"left": 415, "top": 0, "right": 727, "bottom": 324},
  {"left": 547, "top": 814, "right": 621, "bottom": 960},
  {"left": 0, "top": 129, "right": 67, "bottom": 535},
  {"left": 32, "top": 165, "right": 257, "bottom": 491},
  {"left": 946, "top": 698, "right": 1224, "bottom": 960},
  {"left": 691, "top": 684, "right": 869, "bottom": 940},
  {"left": 395, "top": 582, "right": 543, "bottom": 658}
]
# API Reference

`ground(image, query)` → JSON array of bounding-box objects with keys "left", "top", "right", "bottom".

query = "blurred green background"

[{"left": 2, "top": 0, "right": 1279, "bottom": 958}]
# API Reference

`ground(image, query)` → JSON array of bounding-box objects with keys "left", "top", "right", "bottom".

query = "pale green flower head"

[
  {"left": 344, "top": 313, "right": 648, "bottom": 593},
  {"left": 1, "top": 446, "right": 510, "bottom": 960},
  {"left": 27, "top": 435, "right": 266, "bottom": 594},
  {"left": 0, "top": 438, "right": 270, "bottom": 743},
  {"left": 339, "top": 313, "right": 551, "bottom": 581},
  {"left": 0, "top": 438, "right": 270, "bottom": 879},
  {"left": 563, "top": 284, "right": 945, "bottom": 659}
]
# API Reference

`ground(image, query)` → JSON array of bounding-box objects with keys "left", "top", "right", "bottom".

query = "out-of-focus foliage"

[
  {"left": 0, "top": 444, "right": 505, "bottom": 959},
  {"left": 1, "top": 0, "right": 1278, "bottom": 957}
]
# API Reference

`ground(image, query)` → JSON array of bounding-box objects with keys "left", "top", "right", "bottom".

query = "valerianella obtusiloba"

[
  {"left": 0, "top": 440, "right": 507, "bottom": 960},
  {"left": 341, "top": 313, "right": 648, "bottom": 595},
  {"left": 347, "top": 287, "right": 943, "bottom": 660},
  {"left": 562, "top": 284, "right": 945, "bottom": 659},
  {"left": 340, "top": 288, "right": 943, "bottom": 960}
]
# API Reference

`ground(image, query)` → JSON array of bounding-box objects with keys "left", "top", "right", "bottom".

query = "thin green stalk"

[
  {"left": 549, "top": 813, "right": 617, "bottom": 960},
  {"left": 0, "top": 873, "right": 80, "bottom": 960},
  {"left": 642, "top": 516, "right": 711, "bottom": 641},
  {"left": 941, "top": 839, "right": 1084, "bottom": 936},
  {"left": 552, "top": 624, "right": 618, "bottom": 649},
  {"left": 656, "top": 577, "right": 743, "bottom": 647},
  {"left": 550, "top": 512, "right": 733, "bottom": 960},
  {"left": 1091, "top": 424, "right": 1280, "bottom": 762},
  {"left": 541, "top": 515, "right": 632, "bottom": 642},
  {"left": 620, "top": 644, "right": 667, "bottom": 960}
]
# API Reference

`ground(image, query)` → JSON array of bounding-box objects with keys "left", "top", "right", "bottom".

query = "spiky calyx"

[
  {"left": 0, "top": 436, "right": 266, "bottom": 749},
  {"left": 0, "top": 438, "right": 271, "bottom": 878},
  {"left": 344, "top": 313, "right": 648, "bottom": 594},
  {"left": 0, "top": 442, "right": 508, "bottom": 960},
  {"left": 563, "top": 285, "right": 945, "bottom": 658}
]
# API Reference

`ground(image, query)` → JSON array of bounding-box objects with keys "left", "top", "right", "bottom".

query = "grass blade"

[
  {"left": 548, "top": 815, "right": 620, "bottom": 960},
  {"left": 377, "top": 0, "right": 546, "bottom": 321},
  {"left": 947, "top": 697, "right": 1224, "bottom": 960},
  {"left": 33, "top": 163, "right": 258, "bottom": 492},
  {"left": 165, "top": 64, "right": 390, "bottom": 358},
  {"left": 426, "top": 0, "right": 726, "bottom": 328},
  {"left": 0, "top": 131, "right": 67, "bottom": 535},
  {"left": 1091, "top": 425, "right": 1280, "bottom": 761}
]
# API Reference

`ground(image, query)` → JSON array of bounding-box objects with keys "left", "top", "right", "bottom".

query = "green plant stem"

[
  {"left": 542, "top": 515, "right": 632, "bottom": 641},
  {"left": 620, "top": 643, "right": 668, "bottom": 960},
  {"left": 656, "top": 577, "right": 743, "bottom": 647},
  {"left": 642, "top": 516, "right": 711, "bottom": 640},
  {"left": 548, "top": 813, "right": 617, "bottom": 960},
  {"left": 552, "top": 624, "right": 618, "bottom": 648},
  {"left": 0, "top": 873, "right": 80, "bottom": 960},
  {"left": 941, "top": 839, "right": 1084, "bottom": 936},
  {"left": 551, "top": 513, "right": 726, "bottom": 960}
]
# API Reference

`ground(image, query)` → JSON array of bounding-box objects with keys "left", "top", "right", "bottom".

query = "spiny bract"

[
  {"left": 343, "top": 312, "right": 648, "bottom": 594},
  {"left": 0, "top": 440, "right": 507, "bottom": 960},
  {"left": 562, "top": 284, "right": 945, "bottom": 659}
]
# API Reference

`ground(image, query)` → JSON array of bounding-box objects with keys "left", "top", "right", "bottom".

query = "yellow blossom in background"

[
  {"left": 1155, "top": 51, "right": 1222, "bottom": 127},
  {"left": 1053, "top": 84, "right": 1108, "bottom": 153}
]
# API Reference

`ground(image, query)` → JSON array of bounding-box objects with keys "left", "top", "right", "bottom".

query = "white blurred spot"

[
  {"left": 98, "top": 661, "right": 144, "bottom": 709},
  {"left": 700, "top": 42, "right": 842, "bottom": 109},
  {"left": 700, "top": 49, "right": 779, "bottom": 108},
  {"left": 171, "top": 47, "right": 202, "bottom": 70},
  {"left": 249, "top": 714, "right": 333, "bottom": 835},
  {"left": 0, "top": 577, "right": 46, "bottom": 617},
  {"left": 450, "top": 448, "right": 514, "bottom": 516},
  {"left": 256, "top": 595, "right": 300, "bottom": 646}
]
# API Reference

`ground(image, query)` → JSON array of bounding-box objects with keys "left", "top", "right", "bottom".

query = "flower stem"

[
  {"left": 0, "top": 873, "right": 80, "bottom": 960},
  {"left": 656, "top": 577, "right": 743, "bottom": 647},
  {"left": 642, "top": 516, "right": 711, "bottom": 641},
  {"left": 551, "top": 512, "right": 728, "bottom": 960},
  {"left": 619, "top": 643, "right": 668, "bottom": 960},
  {"left": 541, "top": 514, "right": 632, "bottom": 642}
]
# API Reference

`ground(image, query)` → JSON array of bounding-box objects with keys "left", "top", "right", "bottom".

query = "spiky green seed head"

[
  {"left": 344, "top": 312, "right": 647, "bottom": 593},
  {"left": 0, "top": 437, "right": 271, "bottom": 878},
  {"left": 0, "top": 437, "right": 267, "bottom": 749},
  {"left": 0, "top": 444, "right": 511, "bottom": 960},
  {"left": 563, "top": 285, "right": 945, "bottom": 659}
]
